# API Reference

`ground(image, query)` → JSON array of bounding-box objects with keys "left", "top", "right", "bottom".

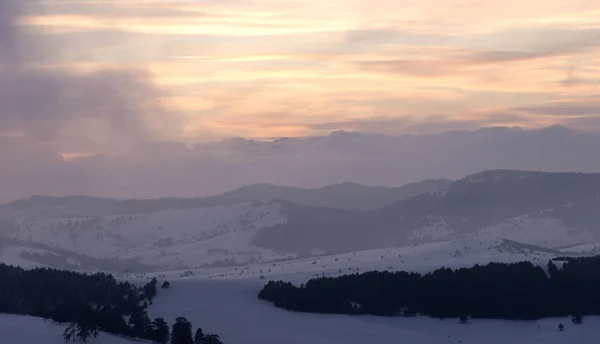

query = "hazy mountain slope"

[
  {"left": 221, "top": 179, "right": 451, "bottom": 211},
  {"left": 255, "top": 170, "right": 600, "bottom": 253},
  {"left": 0, "top": 179, "right": 447, "bottom": 221},
  {"left": 2, "top": 203, "right": 288, "bottom": 271},
  {"left": 2, "top": 170, "right": 600, "bottom": 272}
]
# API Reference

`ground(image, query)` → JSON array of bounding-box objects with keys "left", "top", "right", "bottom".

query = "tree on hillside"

[
  {"left": 201, "top": 334, "right": 223, "bottom": 344},
  {"left": 63, "top": 323, "right": 77, "bottom": 342},
  {"left": 151, "top": 318, "right": 170, "bottom": 344},
  {"left": 194, "top": 328, "right": 204, "bottom": 344},
  {"left": 144, "top": 278, "right": 159, "bottom": 301},
  {"left": 171, "top": 317, "right": 193, "bottom": 344},
  {"left": 162, "top": 281, "right": 171, "bottom": 289},
  {"left": 129, "top": 308, "right": 151, "bottom": 338}
]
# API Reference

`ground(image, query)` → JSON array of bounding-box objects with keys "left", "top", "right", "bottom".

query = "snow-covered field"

[
  {"left": 0, "top": 239, "right": 597, "bottom": 344},
  {"left": 0, "top": 314, "right": 132, "bottom": 344},
  {"left": 143, "top": 277, "right": 600, "bottom": 344},
  {"left": 3, "top": 275, "right": 599, "bottom": 344},
  {"left": 120, "top": 237, "right": 556, "bottom": 284}
]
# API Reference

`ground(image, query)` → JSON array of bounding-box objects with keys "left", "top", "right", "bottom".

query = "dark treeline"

[
  {"left": 259, "top": 257, "right": 600, "bottom": 320},
  {"left": 0, "top": 264, "right": 222, "bottom": 343}
]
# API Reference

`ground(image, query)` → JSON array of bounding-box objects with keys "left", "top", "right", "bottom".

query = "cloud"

[
  {"left": 308, "top": 112, "right": 525, "bottom": 134},
  {"left": 0, "top": 0, "right": 181, "bottom": 153},
  {"left": 3, "top": 125, "right": 600, "bottom": 203},
  {"left": 511, "top": 97, "right": 600, "bottom": 117}
]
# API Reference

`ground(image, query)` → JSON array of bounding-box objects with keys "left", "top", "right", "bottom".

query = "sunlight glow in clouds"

[{"left": 10, "top": 0, "right": 600, "bottom": 145}]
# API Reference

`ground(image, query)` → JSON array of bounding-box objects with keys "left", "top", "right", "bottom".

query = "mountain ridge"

[{"left": 2, "top": 169, "right": 600, "bottom": 272}]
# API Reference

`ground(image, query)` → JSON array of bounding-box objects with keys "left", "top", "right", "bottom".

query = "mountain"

[
  {"left": 2, "top": 170, "right": 600, "bottom": 272},
  {"left": 0, "top": 180, "right": 445, "bottom": 271},
  {"left": 220, "top": 179, "right": 451, "bottom": 211},
  {"left": 254, "top": 170, "right": 600, "bottom": 253},
  {"left": 7, "top": 125, "right": 600, "bottom": 204}
]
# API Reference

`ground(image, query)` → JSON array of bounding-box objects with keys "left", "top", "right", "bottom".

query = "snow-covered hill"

[
  {"left": 2, "top": 170, "right": 600, "bottom": 272},
  {"left": 3, "top": 203, "right": 287, "bottom": 270}
]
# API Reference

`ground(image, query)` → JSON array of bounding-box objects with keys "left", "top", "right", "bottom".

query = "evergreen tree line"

[
  {"left": 0, "top": 264, "right": 222, "bottom": 343},
  {"left": 64, "top": 315, "right": 223, "bottom": 344},
  {"left": 259, "top": 256, "right": 600, "bottom": 320}
]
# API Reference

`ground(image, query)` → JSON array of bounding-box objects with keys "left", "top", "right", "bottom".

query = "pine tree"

[
  {"left": 62, "top": 323, "right": 77, "bottom": 343},
  {"left": 129, "top": 308, "right": 151, "bottom": 338},
  {"left": 151, "top": 318, "right": 170, "bottom": 344},
  {"left": 202, "top": 334, "right": 223, "bottom": 344},
  {"left": 76, "top": 323, "right": 92, "bottom": 343},
  {"left": 194, "top": 328, "right": 204, "bottom": 344},
  {"left": 171, "top": 317, "right": 193, "bottom": 344}
]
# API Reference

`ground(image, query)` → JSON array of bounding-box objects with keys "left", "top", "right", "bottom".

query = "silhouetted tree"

[
  {"left": 151, "top": 318, "right": 170, "bottom": 344},
  {"left": 129, "top": 308, "right": 151, "bottom": 338},
  {"left": 144, "top": 278, "right": 159, "bottom": 301},
  {"left": 194, "top": 328, "right": 204, "bottom": 344},
  {"left": 201, "top": 334, "right": 223, "bottom": 344},
  {"left": 63, "top": 323, "right": 77, "bottom": 342},
  {"left": 171, "top": 317, "right": 193, "bottom": 344},
  {"left": 258, "top": 257, "right": 600, "bottom": 321}
]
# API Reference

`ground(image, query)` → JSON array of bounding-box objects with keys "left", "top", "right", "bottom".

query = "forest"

[
  {"left": 0, "top": 264, "right": 222, "bottom": 343},
  {"left": 259, "top": 256, "right": 600, "bottom": 320}
]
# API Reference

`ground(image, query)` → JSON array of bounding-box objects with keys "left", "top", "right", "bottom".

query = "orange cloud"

[{"left": 12, "top": 0, "right": 600, "bottom": 145}]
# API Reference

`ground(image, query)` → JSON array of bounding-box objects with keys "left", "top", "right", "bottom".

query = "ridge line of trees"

[{"left": 259, "top": 256, "right": 600, "bottom": 320}]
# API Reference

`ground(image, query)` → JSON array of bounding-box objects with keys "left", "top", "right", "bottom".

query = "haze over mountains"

[
  {"left": 4, "top": 125, "right": 600, "bottom": 203},
  {"left": 1, "top": 169, "right": 599, "bottom": 272}
]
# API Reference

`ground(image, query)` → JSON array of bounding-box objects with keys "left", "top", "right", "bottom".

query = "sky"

[{"left": 0, "top": 0, "right": 599, "bottom": 201}]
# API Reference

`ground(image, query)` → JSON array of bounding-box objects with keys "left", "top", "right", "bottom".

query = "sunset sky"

[
  {"left": 1, "top": 0, "right": 599, "bottom": 152},
  {"left": 0, "top": 0, "right": 599, "bottom": 201}
]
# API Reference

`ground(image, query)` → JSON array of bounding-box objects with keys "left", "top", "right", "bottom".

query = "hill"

[
  {"left": 254, "top": 170, "right": 600, "bottom": 253},
  {"left": 220, "top": 179, "right": 451, "bottom": 211},
  {"left": 2, "top": 170, "right": 600, "bottom": 272}
]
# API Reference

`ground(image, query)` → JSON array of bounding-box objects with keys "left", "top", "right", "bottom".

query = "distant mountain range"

[
  {"left": 220, "top": 179, "right": 451, "bottom": 211},
  {"left": 6, "top": 125, "right": 600, "bottom": 204},
  {"left": 1, "top": 170, "right": 600, "bottom": 272},
  {"left": 0, "top": 178, "right": 450, "bottom": 218},
  {"left": 255, "top": 170, "right": 600, "bottom": 253}
]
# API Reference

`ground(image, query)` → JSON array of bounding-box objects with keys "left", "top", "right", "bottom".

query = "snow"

[
  {"left": 408, "top": 216, "right": 453, "bottom": 239},
  {"left": 9, "top": 203, "right": 288, "bottom": 269},
  {"left": 0, "top": 314, "right": 132, "bottom": 344},
  {"left": 0, "top": 238, "right": 596, "bottom": 344},
  {"left": 143, "top": 277, "right": 600, "bottom": 344},
  {"left": 0, "top": 245, "right": 49, "bottom": 269},
  {"left": 121, "top": 237, "right": 555, "bottom": 284},
  {"left": 469, "top": 211, "right": 594, "bottom": 248}
]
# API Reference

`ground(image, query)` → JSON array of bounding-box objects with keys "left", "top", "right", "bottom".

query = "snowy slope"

[
  {"left": 6, "top": 203, "right": 287, "bottom": 270},
  {"left": 0, "top": 315, "right": 133, "bottom": 344},
  {"left": 128, "top": 237, "right": 557, "bottom": 285},
  {"left": 467, "top": 210, "right": 595, "bottom": 248}
]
